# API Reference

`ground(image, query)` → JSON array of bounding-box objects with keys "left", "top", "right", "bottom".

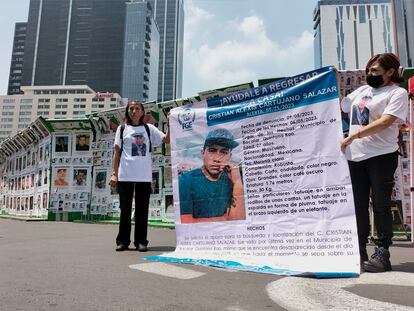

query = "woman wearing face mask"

[{"left": 340, "top": 53, "right": 408, "bottom": 272}]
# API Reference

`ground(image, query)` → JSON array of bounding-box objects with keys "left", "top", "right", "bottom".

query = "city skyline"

[{"left": 0, "top": 0, "right": 319, "bottom": 99}]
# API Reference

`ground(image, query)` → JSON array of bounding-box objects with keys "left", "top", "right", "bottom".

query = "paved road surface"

[{"left": 0, "top": 219, "right": 413, "bottom": 311}]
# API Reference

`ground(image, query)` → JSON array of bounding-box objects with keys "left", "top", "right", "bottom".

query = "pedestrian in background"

[
  {"left": 340, "top": 53, "right": 408, "bottom": 272},
  {"left": 110, "top": 100, "right": 170, "bottom": 252}
]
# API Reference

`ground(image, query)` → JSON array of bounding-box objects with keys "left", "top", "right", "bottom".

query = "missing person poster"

[{"left": 148, "top": 67, "right": 360, "bottom": 277}]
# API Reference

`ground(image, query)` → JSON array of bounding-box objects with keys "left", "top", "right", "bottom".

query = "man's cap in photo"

[
  {"left": 204, "top": 128, "right": 239, "bottom": 150},
  {"left": 132, "top": 132, "right": 145, "bottom": 137}
]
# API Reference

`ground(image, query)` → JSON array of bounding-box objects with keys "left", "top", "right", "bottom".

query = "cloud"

[
  {"left": 182, "top": 2, "right": 314, "bottom": 97},
  {"left": 183, "top": 0, "right": 214, "bottom": 50}
]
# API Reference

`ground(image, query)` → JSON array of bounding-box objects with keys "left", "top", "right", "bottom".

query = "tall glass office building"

[
  {"left": 7, "top": 23, "right": 27, "bottom": 95},
  {"left": 19, "top": 0, "right": 126, "bottom": 94},
  {"left": 148, "top": 0, "right": 184, "bottom": 101},
  {"left": 314, "top": 0, "right": 395, "bottom": 70},
  {"left": 393, "top": 0, "right": 414, "bottom": 67},
  {"left": 122, "top": 1, "right": 159, "bottom": 102},
  {"left": 8, "top": 0, "right": 163, "bottom": 102}
]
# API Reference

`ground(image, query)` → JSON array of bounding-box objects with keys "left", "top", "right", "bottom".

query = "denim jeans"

[
  {"left": 116, "top": 181, "right": 151, "bottom": 247},
  {"left": 348, "top": 151, "right": 398, "bottom": 250}
]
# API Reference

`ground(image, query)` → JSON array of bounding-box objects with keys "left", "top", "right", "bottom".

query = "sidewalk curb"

[{"left": 0, "top": 215, "right": 47, "bottom": 222}]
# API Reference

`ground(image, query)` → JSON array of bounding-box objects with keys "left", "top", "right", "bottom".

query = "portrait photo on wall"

[
  {"left": 30, "top": 125, "right": 44, "bottom": 140},
  {"left": 16, "top": 134, "right": 29, "bottom": 148},
  {"left": 94, "top": 170, "right": 107, "bottom": 191},
  {"left": 36, "top": 194, "right": 42, "bottom": 209},
  {"left": 43, "top": 168, "right": 48, "bottom": 185},
  {"left": 2, "top": 142, "right": 13, "bottom": 155},
  {"left": 52, "top": 167, "right": 70, "bottom": 187},
  {"left": 33, "top": 120, "right": 50, "bottom": 138},
  {"left": 44, "top": 143, "right": 50, "bottom": 160},
  {"left": 39, "top": 146, "right": 44, "bottom": 162},
  {"left": 26, "top": 152, "right": 31, "bottom": 167},
  {"left": 74, "top": 133, "right": 91, "bottom": 152},
  {"left": 151, "top": 170, "right": 160, "bottom": 194},
  {"left": 164, "top": 166, "right": 172, "bottom": 188},
  {"left": 8, "top": 141, "right": 19, "bottom": 153},
  {"left": 23, "top": 130, "right": 36, "bottom": 144},
  {"left": 163, "top": 193, "right": 174, "bottom": 222},
  {"left": 31, "top": 152, "right": 36, "bottom": 166},
  {"left": 149, "top": 198, "right": 162, "bottom": 221},
  {"left": 54, "top": 135, "right": 70, "bottom": 154},
  {"left": 73, "top": 168, "right": 88, "bottom": 187}
]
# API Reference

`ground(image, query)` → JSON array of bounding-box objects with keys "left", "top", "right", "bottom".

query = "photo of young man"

[
  {"left": 75, "top": 134, "right": 90, "bottom": 151},
  {"left": 55, "top": 136, "right": 69, "bottom": 153},
  {"left": 179, "top": 128, "right": 245, "bottom": 224},
  {"left": 73, "top": 169, "right": 88, "bottom": 186},
  {"left": 54, "top": 168, "right": 69, "bottom": 186}
]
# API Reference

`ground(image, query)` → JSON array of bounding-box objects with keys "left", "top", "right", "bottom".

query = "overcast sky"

[{"left": 0, "top": 0, "right": 319, "bottom": 97}]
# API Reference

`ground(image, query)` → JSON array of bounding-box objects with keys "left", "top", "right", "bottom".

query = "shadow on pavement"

[
  {"left": 147, "top": 246, "right": 176, "bottom": 252},
  {"left": 393, "top": 262, "right": 414, "bottom": 273},
  {"left": 392, "top": 242, "right": 414, "bottom": 248}
]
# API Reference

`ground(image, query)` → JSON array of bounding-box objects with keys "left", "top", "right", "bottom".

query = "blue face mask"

[{"left": 366, "top": 74, "right": 384, "bottom": 88}]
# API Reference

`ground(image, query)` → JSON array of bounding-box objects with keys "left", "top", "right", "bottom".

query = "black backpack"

[{"left": 119, "top": 124, "right": 152, "bottom": 155}]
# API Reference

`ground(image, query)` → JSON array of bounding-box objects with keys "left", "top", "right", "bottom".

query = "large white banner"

[{"left": 148, "top": 67, "right": 360, "bottom": 277}]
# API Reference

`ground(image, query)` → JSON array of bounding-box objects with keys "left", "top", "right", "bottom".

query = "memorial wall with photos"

[{"left": 0, "top": 72, "right": 412, "bottom": 234}]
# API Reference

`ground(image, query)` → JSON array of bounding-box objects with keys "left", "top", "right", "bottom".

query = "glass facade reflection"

[
  {"left": 122, "top": 1, "right": 159, "bottom": 102},
  {"left": 148, "top": 0, "right": 184, "bottom": 102}
]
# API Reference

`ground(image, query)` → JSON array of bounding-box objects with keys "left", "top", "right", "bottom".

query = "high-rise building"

[
  {"left": 7, "top": 23, "right": 27, "bottom": 95},
  {"left": 20, "top": 0, "right": 125, "bottom": 93},
  {"left": 393, "top": 0, "right": 414, "bottom": 67},
  {"left": 314, "top": 0, "right": 395, "bottom": 70},
  {"left": 9, "top": 0, "right": 161, "bottom": 102},
  {"left": 147, "top": 0, "right": 184, "bottom": 101},
  {"left": 0, "top": 85, "right": 122, "bottom": 141},
  {"left": 122, "top": 1, "right": 159, "bottom": 102}
]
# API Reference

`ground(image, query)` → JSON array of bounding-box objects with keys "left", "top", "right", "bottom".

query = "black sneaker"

[
  {"left": 137, "top": 244, "right": 148, "bottom": 252},
  {"left": 360, "top": 247, "right": 368, "bottom": 262},
  {"left": 116, "top": 244, "right": 128, "bottom": 252},
  {"left": 363, "top": 247, "right": 391, "bottom": 272},
  {"left": 360, "top": 248, "right": 368, "bottom": 272}
]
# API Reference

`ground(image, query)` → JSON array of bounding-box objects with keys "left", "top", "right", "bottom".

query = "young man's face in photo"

[
  {"left": 58, "top": 138, "right": 65, "bottom": 145},
  {"left": 202, "top": 144, "right": 231, "bottom": 178},
  {"left": 57, "top": 169, "right": 66, "bottom": 180},
  {"left": 78, "top": 136, "right": 87, "bottom": 146},
  {"left": 76, "top": 172, "right": 85, "bottom": 182}
]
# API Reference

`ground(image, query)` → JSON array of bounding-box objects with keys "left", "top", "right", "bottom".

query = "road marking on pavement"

[
  {"left": 266, "top": 272, "right": 414, "bottom": 311},
  {"left": 224, "top": 307, "right": 249, "bottom": 311},
  {"left": 129, "top": 262, "right": 206, "bottom": 279}
]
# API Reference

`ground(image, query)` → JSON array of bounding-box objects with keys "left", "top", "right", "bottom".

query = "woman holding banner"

[
  {"left": 110, "top": 100, "right": 170, "bottom": 252},
  {"left": 340, "top": 53, "right": 408, "bottom": 272}
]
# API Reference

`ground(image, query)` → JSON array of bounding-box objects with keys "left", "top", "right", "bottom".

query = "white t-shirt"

[
  {"left": 341, "top": 84, "right": 408, "bottom": 161},
  {"left": 114, "top": 124, "right": 165, "bottom": 182}
]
